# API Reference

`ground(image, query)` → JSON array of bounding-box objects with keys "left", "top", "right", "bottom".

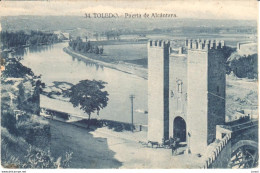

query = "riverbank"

[
  {"left": 19, "top": 42, "right": 148, "bottom": 125},
  {"left": 63, "top": 47, "right": 148, "bottom": 79}
]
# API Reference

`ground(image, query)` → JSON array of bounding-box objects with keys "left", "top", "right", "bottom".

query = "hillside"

[
  {"left": 227, "top": 43, "right": 257, "bottom": 79},
  {"left": 1, "top": 16, "right": 257, "bottom": 34}
]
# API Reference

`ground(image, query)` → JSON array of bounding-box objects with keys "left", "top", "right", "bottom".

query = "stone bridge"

[{"left": 203, "top": 119, "right": 258, "bottom": 169}]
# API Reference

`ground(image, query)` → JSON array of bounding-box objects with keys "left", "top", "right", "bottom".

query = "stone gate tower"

[
  {"left": 186, "top": 39, "right": 226, "bottom": 154},
  {"left": 147, "top": 40, "right": 170, "bottom": 142},
  {"left": 147, "top": 39, "right": 226, "bottom": 154}
]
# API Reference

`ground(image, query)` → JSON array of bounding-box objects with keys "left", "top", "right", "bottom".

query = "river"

[{"left": 17, "top": 42, "right": 148, "bottom": 125}]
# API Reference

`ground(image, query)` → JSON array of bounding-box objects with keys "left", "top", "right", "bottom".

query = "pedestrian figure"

[
  {"left": 171, "top": 140, "right": 177, "bottom": 156},
  {"left": 175, "top": 137, "right": 180, "bottom": 148},
  {"left": 162, "top": 137, "right": 165, "bottom": 145},
  {"left": 169, "top": 136, "right": 174, "bottom": 145},
  {"left": 50, "top": 112, "right": 54, "bottom": 120}
]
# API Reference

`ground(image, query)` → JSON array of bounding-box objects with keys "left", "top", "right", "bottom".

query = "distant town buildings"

[{"left": 54, "top": 31, "right": 70, "bottom": 40}]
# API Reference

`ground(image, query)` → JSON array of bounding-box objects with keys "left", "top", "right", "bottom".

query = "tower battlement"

[
  {"left": 185, "top": 39, "right": 225, "bottom": 50},
  {"left": 148, "top": 40, "right": 170, "bottom": 48}
]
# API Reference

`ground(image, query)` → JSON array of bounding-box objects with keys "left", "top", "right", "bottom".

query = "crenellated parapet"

[
  {"left": 201, "top": 133, "right": 232, "bottom": 169},
  {"left": 148, "top": 40, "right": 171, "bottom": 48},
  {"left": 185, "top": 39, "right": 225, "bottom": 51}
]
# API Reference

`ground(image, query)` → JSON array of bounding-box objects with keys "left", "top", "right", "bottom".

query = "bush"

[
  {"left": 45, "top": 109, "right": 70, "bottom": 120},
  {"left": 78, "top": 119, "right": 103, "bottom": 128},
  {"left": 21, "top": 146, "right": 73, "bottom": 168},
  {"left": 103, "top": 120, "right": 134, "bottom": 132},
  {"left": 113, "top": 124, "right": 124, "bottom": 132},
  {"left": 227, "top": 53, "right": 258, "bottom": 79},
  {"left": 1, "top": 111, "right": 18, "bottom": 135},
  {"left": 1, "top": 126, "right": 73, "bottom": 168},
  {"left": 16, "top": 115, "right": 50, "bottom": 150},
  {"left": 2, "top": 58, "right": 34, "bottom": 78}
]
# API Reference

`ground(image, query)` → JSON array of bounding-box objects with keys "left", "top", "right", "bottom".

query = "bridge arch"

[
  {"left": 232, "top": 140, "right": 258, "bottom": 153},
  {"left": 229, "top": 140, "right": 258, "bottom": 168}
]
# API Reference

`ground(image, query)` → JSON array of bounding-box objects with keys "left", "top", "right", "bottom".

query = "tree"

[
  {"left": 99, "top": 47, "right": 104, "bottom": 54},
  {"left": 68, "top": 80, "right": 109, "bottom": 128},
  {"left": 105, "top": 32, "right": 110, "bottom": 40},
  {"left": 94, "top": 46, "right": 99, "bottom": 54},
  {"left": 116, "top": 33, "right": 120, "bottom": 40},
  {"left": 2, "top": 58, "right": 34, "bottom": 78},
  {"left": 93, "top": 33, "right": 99, "bottom": 41}
]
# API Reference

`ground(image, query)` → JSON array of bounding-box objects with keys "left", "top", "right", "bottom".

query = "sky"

[{"left": 0, "top": 0, "right": 258, "bottom": 20}]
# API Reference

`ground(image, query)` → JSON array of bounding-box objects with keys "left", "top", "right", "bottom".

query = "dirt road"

[
  {"left": 50, "top": 120, "right": 122, "bottom": 168},
  {"left": 50, "top": 119, "right": 204, "bottom": 168}
]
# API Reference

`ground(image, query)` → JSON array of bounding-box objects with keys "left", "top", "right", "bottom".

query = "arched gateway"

[{"left": 173, "top": 117, "right": 186, "bottom": 142}]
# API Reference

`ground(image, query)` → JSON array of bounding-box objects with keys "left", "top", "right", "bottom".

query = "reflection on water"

[
  {"left": 28, "top": 44, "right": 54, "bottom": 54},
  {"left": 11, "top": 45, "right": 54, "bottom": 58},
  {"left": 19, "top": 42, "right": 148, "bottom": 125},
  {"left": 11, "top": 47, "right": 28, "bottom": 57},
  {"left": 71, "top": 55, "right": 104, "bottom": 70}
]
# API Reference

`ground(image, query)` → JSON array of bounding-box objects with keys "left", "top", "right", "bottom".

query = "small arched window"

[{"left": 176, "top": 80, "right": 183, "bottom": 93}]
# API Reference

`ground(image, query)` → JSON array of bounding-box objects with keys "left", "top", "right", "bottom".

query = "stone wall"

[
  {"left": 202, "top": 133, "right": 231, "bottom": 168},
  {"left": 186, "top": 39, "right": 226, "bottom": 154},
  {"left": 187, "top": 48, "right": 208, "bottom": 154},
  {"left": 207, "top": 49, "right": 226, "bottom": 144},
  {"left": 169, "top": 53, "right": 187, "bottom": 138}
]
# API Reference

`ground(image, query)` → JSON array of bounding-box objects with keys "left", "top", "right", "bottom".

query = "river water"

[{"left": 18, "top": 42, "right": 148, "bottom": 125}]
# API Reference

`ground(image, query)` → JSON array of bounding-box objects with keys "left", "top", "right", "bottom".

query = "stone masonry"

[{"left": 148, "top": 39, "right": 226, "bottom": 154}]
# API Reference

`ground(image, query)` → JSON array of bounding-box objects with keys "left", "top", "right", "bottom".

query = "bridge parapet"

[
  {"left": 201, "top": 121, "right": 258, "bottom": 169},
  {"left": 229, "top": 120, "right": 258, "bottom": 132},
  {"left": 202, "top": 126, "right": 232, "bottom": 168}
]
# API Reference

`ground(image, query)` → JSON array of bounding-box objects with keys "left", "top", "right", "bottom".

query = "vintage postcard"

[{"left": 0, "top": 0, "right": 258, "bottom": 171}]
